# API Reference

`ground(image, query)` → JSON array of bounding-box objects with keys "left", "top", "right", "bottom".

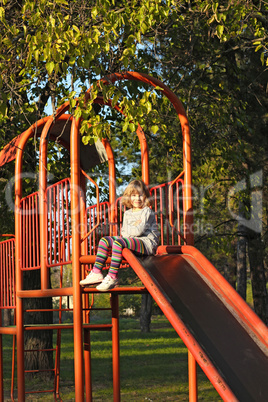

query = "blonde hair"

[{"left": 121, "top": 180, "right": 152, "bottom": 209}]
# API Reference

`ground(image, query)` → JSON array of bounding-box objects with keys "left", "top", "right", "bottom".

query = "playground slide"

[{"left": 122, "top": 246, "right": 268, "bottom": 402}]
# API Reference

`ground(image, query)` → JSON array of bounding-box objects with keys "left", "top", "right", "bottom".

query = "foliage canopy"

[{"left": 0, "top": 0, "right": 267, "bottom": 319}]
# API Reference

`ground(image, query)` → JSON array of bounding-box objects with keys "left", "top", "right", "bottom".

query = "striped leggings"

[{"left": 93, "top": 236, "right": 147, "bottom": 276}]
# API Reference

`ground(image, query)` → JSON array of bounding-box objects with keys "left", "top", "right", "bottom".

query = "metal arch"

[{"left": 88, "top": 71, "right": 193, "bottom": 245}]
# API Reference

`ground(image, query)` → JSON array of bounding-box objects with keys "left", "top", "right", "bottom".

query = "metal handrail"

[
  {"left": 80, "top": 168, "right": 100, "bottom": 242},
  {"left": 168, "top": 171, "right": 187, "bottom": 244}
]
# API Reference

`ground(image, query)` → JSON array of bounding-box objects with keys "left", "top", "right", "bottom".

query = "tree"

[{"left": 0, "top": 0, "right": 267, "bottom": 346}]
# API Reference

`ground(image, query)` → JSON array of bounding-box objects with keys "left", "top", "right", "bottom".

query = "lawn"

[{"left": 2, "top": 317, "right": 221, "bottom": 401}]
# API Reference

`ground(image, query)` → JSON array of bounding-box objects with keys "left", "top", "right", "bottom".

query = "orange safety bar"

[
  {"left": 46, "top": 178, "right": 72, "bottom": 268},
  {"left": 20, "top": 192, "right": 41, "bottom": 270},
  {"left": 0, "top": 238, "right": 16, "bottom": 309},
  {"left": 83, "top": 201, "right": 110, "bottom": 259},
  {"left": 168, "top": 171, "right": 187, "bottom": 243},
  {"left": 80, "top": 169, "right": 100, "bottom": 242}
]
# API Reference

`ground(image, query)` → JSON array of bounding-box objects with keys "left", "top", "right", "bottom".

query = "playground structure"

[{"left": 0, "top": 71, "right": 267, "bottom": 401}]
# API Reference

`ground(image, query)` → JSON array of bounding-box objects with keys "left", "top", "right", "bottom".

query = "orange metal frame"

[{"left": 0, "top": 72, "right": 196, "bottom": 402}]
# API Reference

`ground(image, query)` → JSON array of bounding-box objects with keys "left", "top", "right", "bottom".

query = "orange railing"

[
  {"left": 0, "top": 237, "right": 16, "bottom": 309},
  {"left": 151, "top": 179, "right": 185, "bottom": 246},
  {"left": 168, "top": 172, "right": 187, "bottom": 244},
  {"left": 20, "top": 192, "right": 41, "bottom": 270},
  {"left": 17, "top": 177, "right": 185, "bottom": 272},
  {"left": 80, "top": 169, "right": 100, "bottom": 243},
  {"left": 46, "top": 178, "right": 72, "bottom": 268},
  {"left": 84, "top": 201, "right": 110, "bottom": 256}
]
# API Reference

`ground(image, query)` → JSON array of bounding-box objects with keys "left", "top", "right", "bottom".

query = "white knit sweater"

[{"left": 120, "top": 206, "right": 160, "bottom": 254}]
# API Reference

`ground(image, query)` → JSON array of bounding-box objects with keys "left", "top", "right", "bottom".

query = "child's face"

[{"left": 130, "top": 191, "right": 145, "bottom": 210}]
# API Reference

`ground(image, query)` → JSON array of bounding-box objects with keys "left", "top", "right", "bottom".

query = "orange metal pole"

[
  {"left": 101, "top": 139, "right": 117, "bottom": 236},
  {"left": 9, "top": 109, "right": 72, "bottom": 400},
  {"left": 70, "top": 116, "right": 84, "bottom": 401},
  {"left": 13, "top": 113, "right": 70, "bottom": 400},
  {"left": 84, "top": 329, "right": 92, "bottom": 402},
  {"left": 188, "top": 352, "right": 197, "bottom": 402},
  {"left": 0, "top": 332, "right": 3, "bottom": 402},
  {"left": 79, "top": 172, "right": 87, "bottom": 275},
  {"left": 136, "top": 124, "right": 149, "bottom": 186},
  {"left": 39, "top": 117, "right": 52, "bottom": 290},
  {"left": 14, "top": 120, "right": 50, "bottom": 401},
  {"left": 111, "top": 293, "right": 120, "bottom": 402},
  {"left": 11, "top": 334, "right": 16, "bottom": 401},
  {"left": 80, "top": 172, "right": 93, "bottom": 401},
  {"left": 38, "top": 113, "right": 71, "bottom": 289}
]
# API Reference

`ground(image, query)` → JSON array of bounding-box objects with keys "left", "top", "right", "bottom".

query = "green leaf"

[
  {"left": 110, "top": 93, "right": 120, "bottom": 108},
  {"left": 122, "top": 120, "right": 129, "bottom": 132},
  {"left": 0, "top": 7, "right": 5, "bottom": 20},
  {"left": 151, "top": 125, "right": 159, "bottom": 134},
  {"left": 93, "top": 29, "right": 100, "bottom": 43},
  {"left": 0, "top": 101, "right": 8, "bottom": 117},
  {"left": 216, "top": 25, "right": 224, "bottom": 38},
  {"left": 72, "top": 25, "right": 80, "bottom": 34},
  {"left": 91, "top": 7, "right": 98, "bottom": 19},
  {"left": 129, "top": 122, "right": 135, "bottom": 132},
  {"left": 212, "top": 2, "right": 219, "bottom": 13},
  {"left": 46, "top": 61, "right": 55, "bottom": 74},
  {"left": 34, "top": 50, "right": 39, "bottom": 62}
]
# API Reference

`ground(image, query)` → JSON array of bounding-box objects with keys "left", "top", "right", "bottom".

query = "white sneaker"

[
  {"left": 80, "top": 271, "right": 103, "bottom": 286},
  {"left": 96, "top": 275, "right": 119, "bottom": 292}
]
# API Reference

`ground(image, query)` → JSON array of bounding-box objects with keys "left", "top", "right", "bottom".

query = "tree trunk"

[
  {"left": 140, "top": 293, "right": 152, "bottom": 332},
  {"left": 223, "top": 261, "right": 236, "bottom": 288},
  {"left": 236, "top": 223, "right": 247, "bottom": 300},
  {"left": 247, "top": 233, "right": 268, "bottom": 325},
  {"left": 2, "top": 309, "right": 11, "bottom": 326}
]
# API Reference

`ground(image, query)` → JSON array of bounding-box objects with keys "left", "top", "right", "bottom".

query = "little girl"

[{"left": 80, "top": 179, "right": 160, "bottom": 291}]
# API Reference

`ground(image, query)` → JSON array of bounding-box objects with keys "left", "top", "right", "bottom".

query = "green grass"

[{"left": 2, "top": 317, "right": 221, "bottom": 401}]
